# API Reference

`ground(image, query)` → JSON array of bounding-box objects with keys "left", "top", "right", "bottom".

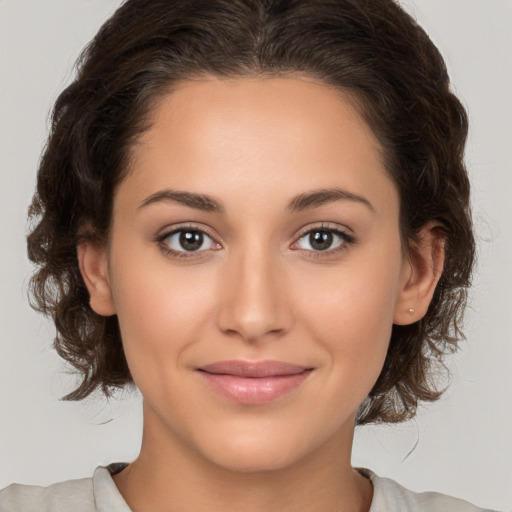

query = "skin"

[{"left": 79, "top": 75, "right": 444, "bottom": 512}]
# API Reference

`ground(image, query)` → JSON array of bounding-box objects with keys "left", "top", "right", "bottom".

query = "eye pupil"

[
  {"left": 180, "top": 231, "right": 203, "bottom": 251},
  {"left": 310, "top": 230, "right": 333, "bottom": 250}
]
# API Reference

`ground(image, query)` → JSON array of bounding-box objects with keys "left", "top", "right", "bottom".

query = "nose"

[{"left": 216, "top": 244, "right": 293, "bottom": 344}]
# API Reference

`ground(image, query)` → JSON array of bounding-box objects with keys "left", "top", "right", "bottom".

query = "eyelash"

[
  {"left": 293, "top": 224, "right": 355, "bottom": 258},
  {"left": 155, "top": 223, "right": 356, "bottom": 260},
  {"left": 155, "top": 224, "right": 220, "bottom": 259}
]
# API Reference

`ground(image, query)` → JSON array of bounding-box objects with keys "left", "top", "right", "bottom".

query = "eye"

[
  {"left": 293, "top": 226, "right": 354, "bottom": 254},
  {"left": 158, "top": 227, "right": 221, "bottom": 256}
]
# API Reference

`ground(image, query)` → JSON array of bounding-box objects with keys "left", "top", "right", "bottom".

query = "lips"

[{"left": 197, "top": 360, "right": 313, "bottom": 404}]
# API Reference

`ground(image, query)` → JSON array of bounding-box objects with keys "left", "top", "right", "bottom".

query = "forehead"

[
  {"left": 122, "top": 75, "right": 397, "bottom": 217},
  {"left": 136, "top": 75, "right": 379, "bottom": 164}
]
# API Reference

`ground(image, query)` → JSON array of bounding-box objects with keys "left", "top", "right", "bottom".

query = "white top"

[{"left": 0, "top": 464, "right": 499, "bottom": 511}]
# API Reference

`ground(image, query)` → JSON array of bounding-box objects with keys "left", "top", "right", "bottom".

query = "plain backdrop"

[{"left": 0, "top": 1, "right": 511, "bottom": 510}]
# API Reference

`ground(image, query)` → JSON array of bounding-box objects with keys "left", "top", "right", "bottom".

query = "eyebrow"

[
  {"left": 287, "top": 187, "right": 374, "bottom": 213},
  {"left": 139, "top": 187, "right": 374, "bottom": 213},
  {"left": 139, "top": 190, "right": 225, "bottom": 213}
]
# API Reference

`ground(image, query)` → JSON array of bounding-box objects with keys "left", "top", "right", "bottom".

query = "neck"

[{"left": 113, "top": 406, "right": 373, "bottom": 512}]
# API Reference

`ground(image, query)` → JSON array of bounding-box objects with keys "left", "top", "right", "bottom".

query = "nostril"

[{"left": 215, "top": 258, "right": 292, "bottom": 342}]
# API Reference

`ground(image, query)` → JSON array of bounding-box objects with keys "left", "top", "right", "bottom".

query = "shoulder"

[
  {"left": 359, "top": 468, "right": 499, "bottom": 512},
  {"left": 0, "top": 465, "right": 130, "bottom": 512},
  {"left": 0, "top": 476, "right": 94, "bottom": 512}
]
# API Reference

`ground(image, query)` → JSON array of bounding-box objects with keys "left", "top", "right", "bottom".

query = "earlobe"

[
  {"left": 77, "top": 241, "right": 116, "bottom": 316},
  {"left": 393, "top": 223, "right": 445, "bottom": 325}
]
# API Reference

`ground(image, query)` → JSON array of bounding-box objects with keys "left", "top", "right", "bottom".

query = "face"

[{"left": 83, "top": 75, "right": 424, "bottom": 473}]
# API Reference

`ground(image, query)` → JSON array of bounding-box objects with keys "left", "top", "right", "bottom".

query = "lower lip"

[{"left": 198, "top": 370, "right": 313, "bottom": 404}]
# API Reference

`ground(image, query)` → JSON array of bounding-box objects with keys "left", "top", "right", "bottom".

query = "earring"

[{"left": 408, "top": 308, "right": 415, "bottom": 313}]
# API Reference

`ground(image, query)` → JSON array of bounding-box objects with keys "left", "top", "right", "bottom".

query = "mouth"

[{"left": 196, "top": 360, "right": 314, "bottom": 404}]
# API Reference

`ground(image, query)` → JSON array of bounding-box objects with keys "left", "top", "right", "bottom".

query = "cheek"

[
  {"left": 108, "top": 249, "right": 215, "bottom": 380},
  {"left": 296, "top": 247, "right": 403, "bottom": 389}
]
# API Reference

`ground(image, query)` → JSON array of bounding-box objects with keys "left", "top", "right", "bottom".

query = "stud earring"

[{"left": 408, "top": 308, "right": 415, "bottom": 313}]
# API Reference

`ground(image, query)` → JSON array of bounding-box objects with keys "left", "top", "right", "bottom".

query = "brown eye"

[
  {"left": 179, "top": 230, "right": 204, "bottom": 251},
  {"left": 161, "top": 229, "right": 219, "bottom": 253},
  {"left": 294, "top": 227, "right": 353, "bottom": 254},
  {"left": 309, "top": 230, "right": 334, "bottom": 251}
]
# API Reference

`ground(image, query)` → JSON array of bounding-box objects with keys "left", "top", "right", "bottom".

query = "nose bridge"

[{"left": 216, "top": 238, "right": 290, "bottom": 343}]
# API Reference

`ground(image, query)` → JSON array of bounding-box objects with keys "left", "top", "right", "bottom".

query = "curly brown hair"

[{"left": 27, "top": 0, "right": 474, "bottom": 425}]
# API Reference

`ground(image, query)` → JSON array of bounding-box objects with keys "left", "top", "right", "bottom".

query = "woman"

[{"left": 0, "top": 0, "right": 504, "bottom": 510}]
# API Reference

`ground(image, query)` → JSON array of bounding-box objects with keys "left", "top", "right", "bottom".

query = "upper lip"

[{"left": 198, "top": 360, "right": 312, "bottom": 378}]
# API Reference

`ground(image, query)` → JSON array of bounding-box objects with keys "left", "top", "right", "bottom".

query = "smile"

[{"left": 197, "top": 360, "right": 314, "bottom": 404}]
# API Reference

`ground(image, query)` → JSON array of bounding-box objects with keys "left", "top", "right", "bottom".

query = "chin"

[{"left": 198, "top": 431, "right": 307, "bottom": 474}]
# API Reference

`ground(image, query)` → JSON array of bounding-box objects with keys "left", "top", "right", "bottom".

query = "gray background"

[{"left": 1, "top": 1, "right": 511, "bottom": 510}]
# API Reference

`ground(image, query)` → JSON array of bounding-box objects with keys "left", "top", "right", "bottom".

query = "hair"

[{"left": 27, "top": 0, "right": 473, "bottom": 425}]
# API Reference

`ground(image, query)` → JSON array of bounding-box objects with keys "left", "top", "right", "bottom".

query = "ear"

[
  {"left": 393, "top": 223, "right": 445, "bottom": 325},
  {"left": 77, "top": 241, "right": 116, "bottom": 316}
]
